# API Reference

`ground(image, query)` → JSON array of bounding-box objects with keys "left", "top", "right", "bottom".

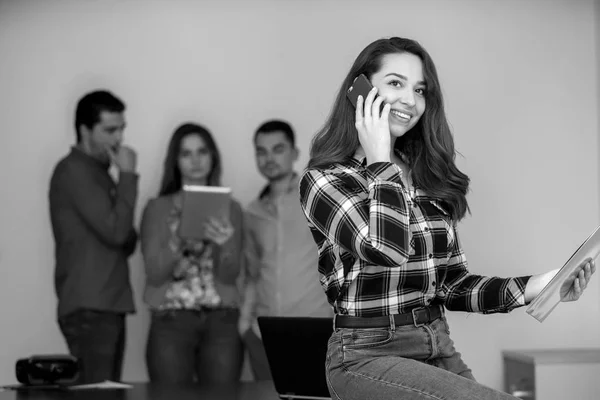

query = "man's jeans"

[
  {"left": 326, "top": 315, "right": 520, "bottom": 400},
  {"left": 58, "top": 309, "right": 126, "bottom": 384},
  {"left": 146, "top": 308, "right": 243, "bottom": 384}
]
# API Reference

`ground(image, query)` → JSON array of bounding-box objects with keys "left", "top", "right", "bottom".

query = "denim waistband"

[{"left": 333, "top": 305, "right": 443, "bottom": 330}]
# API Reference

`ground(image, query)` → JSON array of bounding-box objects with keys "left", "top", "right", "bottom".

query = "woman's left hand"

[
  {"left": 560, "top": 258, "right": 596, "bottom": 302},
  {"left": 204, "top": 216, "right": 234, "bottom": 245}
]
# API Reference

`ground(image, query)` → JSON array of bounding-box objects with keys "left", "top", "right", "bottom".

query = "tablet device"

[
  {"left": 526, "top": 225, "right": 600, "bottom": 322},
  {"left": 179, "top": 185, "right": 232, "bottom": 240}
]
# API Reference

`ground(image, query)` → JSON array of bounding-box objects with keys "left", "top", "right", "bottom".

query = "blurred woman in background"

[{"left": 140, "top": 122, "right": 244, "bottom": 383}]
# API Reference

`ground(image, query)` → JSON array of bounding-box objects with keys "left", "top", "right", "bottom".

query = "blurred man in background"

[
  {"left": 48, "top": 90, "right": 139, "bottom": 383},
  {"left": 239, "top": 120, "right": 332, "bottom": 380}
]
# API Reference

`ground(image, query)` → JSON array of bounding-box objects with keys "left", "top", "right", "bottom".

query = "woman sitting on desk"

[
  {"left": 140, "top": 123, "right": 244, "bottom": 384},
  {"left": 298, "top": 37, "right": 595, "bottom": 400}
]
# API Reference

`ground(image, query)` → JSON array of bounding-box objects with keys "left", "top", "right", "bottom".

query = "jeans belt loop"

[
  {"left": 332, "top": 314, "right": 337, "bottom": 331},
  {"left": 388, "top": 315, "right": 396, "bottom": 332},
  {"left": 412, "top": 307, "right": 426, "bottom": 328}
]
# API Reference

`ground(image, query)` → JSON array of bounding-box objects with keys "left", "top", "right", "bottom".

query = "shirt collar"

[
  {"left": 352, "top": 149, "right": 451, "bottom": 217},
  {"left": 351, "top": 148, "right": 407, "bottom": 167},
  {"left": 352, "top": 151, "right": 367, "bottom": 167},
  {"left": 70, "top": 146, "right": 110, "bottom": 170},
  {"left": 259, "top": 172, "right": 299, "bottom": 201}
]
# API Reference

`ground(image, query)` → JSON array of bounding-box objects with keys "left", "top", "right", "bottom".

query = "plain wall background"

[
  {"left": 597, "top": 0, "right": 600, "bottom": 218},
  {"left": 1, "top": 0, "right": 599, "bottom": 391}
]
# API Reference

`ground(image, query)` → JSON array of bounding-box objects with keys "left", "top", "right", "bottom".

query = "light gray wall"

[{"left": 0, "top": 0, "right": 598, "bottom": 391}]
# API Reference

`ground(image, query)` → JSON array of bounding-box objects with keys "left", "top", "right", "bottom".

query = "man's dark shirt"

[{"left": 49, "top": 147, "right": 138, "bottom": 317}]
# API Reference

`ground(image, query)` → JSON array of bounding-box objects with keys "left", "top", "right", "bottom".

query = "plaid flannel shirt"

[{"left": 299, "top": 155, "right": 530, "bottom": 317}]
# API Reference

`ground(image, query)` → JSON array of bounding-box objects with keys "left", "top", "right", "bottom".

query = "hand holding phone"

[
  {"left": 347, "top": 74, "right": 391, "bottom": 164},
  {"left": 347, "top": 74, "right": 387, "bottom": 112}
]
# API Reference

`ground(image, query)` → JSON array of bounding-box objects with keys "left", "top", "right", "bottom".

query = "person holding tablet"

[
  {"left": 299, "top": 37, "right": 596, "bottom": 399},
  {"left": 140, "top": 123, "right": 244, "bottom": 384}
]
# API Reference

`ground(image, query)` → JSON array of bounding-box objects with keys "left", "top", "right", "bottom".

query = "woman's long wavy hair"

[
  {"left": 158, "top": 123, "right": 222, "bottom": 196},
  {"left": 307, "top": 37, "right": 470, "bottom": 221}
]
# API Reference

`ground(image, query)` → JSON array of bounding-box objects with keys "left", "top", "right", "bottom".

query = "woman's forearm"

[{"left": 524, "top": 268, "right": 559, "bottom": 304}]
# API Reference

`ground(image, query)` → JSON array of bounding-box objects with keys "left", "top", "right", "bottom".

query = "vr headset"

[{"left": 16, "top": 354, "right": 79, "bottom": 386}]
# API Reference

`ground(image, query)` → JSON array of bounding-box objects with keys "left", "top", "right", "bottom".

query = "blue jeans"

[
  {"left": 58, "top": 309, "right": 126, "bottom": 384},
  {"left": 146, "top": 308, "right": 243, "bottom": 384},
  {"left": 327, "top": 314, "right": 519, "bottom": 400}
]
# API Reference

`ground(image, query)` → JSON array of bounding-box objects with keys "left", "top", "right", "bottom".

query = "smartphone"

[
  {"left": 346, "top": 74, "right": 385, "bottom": 111},
  {"left": 346, "top": 74, "right": 373, "bottom": 108}
]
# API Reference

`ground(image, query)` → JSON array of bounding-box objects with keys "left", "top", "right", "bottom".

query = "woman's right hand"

[
  {"left": 355, "top": 86, "right": 392, "bottom": 164},
  {"left": 182, "top": 238, "right": 206, "bottom": 255},
  {"left": 203, "top": 216, "right": 234, "bottom": 246},
  {"left": 560, "top": 258, "right": 595, "bottom": 302}
]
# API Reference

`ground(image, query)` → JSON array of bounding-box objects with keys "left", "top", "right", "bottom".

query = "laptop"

[{"left": 258, "top": 316, "right": 333, "bottom": 400}]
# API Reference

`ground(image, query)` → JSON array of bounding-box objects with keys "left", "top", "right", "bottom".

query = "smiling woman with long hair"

[
  {"left": 299, "top": 37, "right": 595, "bottom": 400},
  {"left": 139, "top": 123, "right": 244, "bottom": 384}
]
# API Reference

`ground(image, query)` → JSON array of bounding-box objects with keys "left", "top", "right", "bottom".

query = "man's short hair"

[
  {"left": 74, "top": 90, "right": 125, "bottom": 142},
  {"left": 254, "top": 119, "right": 295, "bottom": 147}
]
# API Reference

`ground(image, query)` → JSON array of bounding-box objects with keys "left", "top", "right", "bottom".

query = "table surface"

[
  {"left": 502, "top": 348, "right": 600, "bottom": 365},
  {"left": 0, "top": 382, "right": 281, "bottom": 400}
]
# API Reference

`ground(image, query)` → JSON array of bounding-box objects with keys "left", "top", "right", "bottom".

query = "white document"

[{"left": 68, "top": 380, "right": 133, "bottom": 390}]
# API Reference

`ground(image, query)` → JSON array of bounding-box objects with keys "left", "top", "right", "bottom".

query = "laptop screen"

[{"left": 258, "top": 317, "right": 333, "bottom": 400}]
